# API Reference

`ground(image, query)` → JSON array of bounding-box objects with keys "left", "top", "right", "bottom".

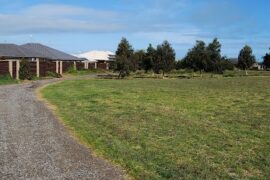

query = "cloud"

[
  {"left": 135, "top": 28, "right": 202, "bottom": 45},
  {"left": 24, "top": 4, "right": 118, "bottom": 19},
  {"left": 0, "top": 1, "right": 190, "bottom": 34},
  {"left": 0, "top": 4, "right": 123, "bottom": 34},
  {"left": 189, "top": 1, "right": 244, "bottom": 27}
]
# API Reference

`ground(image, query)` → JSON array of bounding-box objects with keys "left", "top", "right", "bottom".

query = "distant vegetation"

[{"left": 113, "top": 37, "right": 269, "bottom": 78}]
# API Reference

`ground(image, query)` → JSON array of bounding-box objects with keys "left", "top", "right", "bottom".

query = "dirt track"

[{"left": 0, "top": 79, "right": 124, "bottom": 179}]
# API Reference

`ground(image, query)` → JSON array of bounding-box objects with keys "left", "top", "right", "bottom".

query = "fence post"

[{"left": 95, "top": 62, "right": 97, "bottom": 69}]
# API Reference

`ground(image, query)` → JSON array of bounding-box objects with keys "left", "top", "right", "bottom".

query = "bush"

[
  {"left": 0, "top": 74, "right": 17, "bottom": 85},
  {"left": 19, "top": 60, "right": 34, "bottom": 80},
  {"left": 67, "top": 66, "right": 76, "bottom": 73},
  {"left": 46, "top": 71, "right": 62, "bottom": 78}
]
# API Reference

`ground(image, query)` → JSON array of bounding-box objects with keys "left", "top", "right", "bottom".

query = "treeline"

[
  {"left": 114, "top": 38, "right": 176, "bottom": 78},
  {"left": 114, "top": 37, "right": 268, "bottom": 77},
  {"left": 263, "top": 48, "right": 270, "bottom": 69}
]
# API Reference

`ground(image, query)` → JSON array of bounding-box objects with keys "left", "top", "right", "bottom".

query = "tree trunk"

[
  {"left": 162, "top": 70, "right": 165, "bottom": 79},
  {"left": 245, "top": 69, "right": 248, "bottom": 76},
  {"left": 118, "top": 71, "right": 122, "bottom": 79}
]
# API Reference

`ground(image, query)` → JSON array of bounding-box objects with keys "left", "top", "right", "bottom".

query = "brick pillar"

[
  {"left": 8, "top": 60, "right": 13, "bottom": 78},
  {"left": 84, "top": 61, "right": 88, "bottom": 69},
  {"left": 60, "top": 61, "right": 63, "bottom": 75},
  {"left": 36, "top": 58, "right": 40, "bottom": 78},
  {"left": 16, "top": 60, "right": 20, "bottom": 80},
  {"left": 74, "top": 61, "right": 77, "bottom": 70},
  {"left": 56, "top": 61, "right": 59, "bottom": 73}
]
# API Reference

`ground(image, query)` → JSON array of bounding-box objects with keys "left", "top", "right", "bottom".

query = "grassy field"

[
  {"left": 0, "top": 75, "right": 17, "bottom": 85},
  {"left": 131, "top": 70, "right": 270, "bottom": 79},
  {"left": 41, "top": 77, "right": 270, "bottom": 179}
]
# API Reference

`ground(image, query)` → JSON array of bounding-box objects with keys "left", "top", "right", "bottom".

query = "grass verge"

[{"left": 0, "top": 74, "right": 18, "bottom": 85}]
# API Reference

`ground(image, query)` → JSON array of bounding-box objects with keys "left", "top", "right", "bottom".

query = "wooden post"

[
  {"left": 56, "top": 61, "right": 59, "bottom": 73},
  {"left": 60, "top": 61, "right": 63, "bottom": 75},
  {"left": 16, "top": 60, "right": 20, "bottom": 80},
  {"left": 94, "top": 62, "right": 97, "bottom": 69},
  {"left": 8, "top": 60, "right": 13, "bottom": 78},
  {"left": 36, "top": 58, "right": 40, "bottom": 78},
  {"left": 74, "top": 61, "right": 77, "bottom": 70},
  {"left": 106, "top": 62, "right": 109, "bottom": 70}
]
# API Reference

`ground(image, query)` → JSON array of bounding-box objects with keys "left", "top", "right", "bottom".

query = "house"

[
  {"left": 0, "top": 43, "right": 84, "bottom": 79},
  {"left": 0, "top": 43, "right": 82, "bottom": 79},
  {"left": 77, "top": 50, "right": 115, "bottom": 70}
]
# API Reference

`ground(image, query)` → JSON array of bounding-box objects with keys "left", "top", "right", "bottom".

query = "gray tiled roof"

[
  {"left": 0, "top": 44, "right": 28, "bottom": 58},
  {"left": 21, "top": 43, "right": 80, "bottom": 61},
  {"left": 0, "top": 43, "right": 80, "bottom": 61}
]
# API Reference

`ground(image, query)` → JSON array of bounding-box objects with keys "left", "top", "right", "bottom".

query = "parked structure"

[
  {"left": 251, "top": 62, "right": 264, "bottom": 70},
  {"left": 77, "top": 50, "right": 115, "bottom": 70},
  {"left": 0, "top": 43, "right": 82, "bottom": 79},
  {"left": 229, "top": 58, "right": 265, "bottom": 71}
]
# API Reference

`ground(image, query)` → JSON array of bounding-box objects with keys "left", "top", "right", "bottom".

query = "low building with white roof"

[{"left": 76, "top": 50, "right": 115, "bottom": 70}]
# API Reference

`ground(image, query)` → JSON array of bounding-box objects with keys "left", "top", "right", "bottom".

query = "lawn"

[
  {"left": 0, "top": 75, "right": 17, "bottom": 85},
  {"left": 41, "top": 77, "right": 270, "bottom": 179}
]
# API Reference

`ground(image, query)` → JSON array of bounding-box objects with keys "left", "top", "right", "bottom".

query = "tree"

[
  {"left": 114, "top": 37, "right": 134, "bottom": 78},
  {"left": 130, "top": 50, "right": 145, "bottom": 71},
  {"left": 142, "top": 44, "right": 156, "bottom": 72},
  {"left": 220, "top": 56, "right": 235, "bottom": 71},
  {"left": 175, "top": 60, "right": 184, "bottom": 70},
  {"left": 206, "top": 38, "right": 222, "bottom": 72},
  {"left": 182, "top": 40, "right": 208, "bottom": 73},
  {"left": 153, "top": 45, "right": 163, "bottom": 73},
  {"left": 263, "top": 48, "right": 270, "bottom": 70},
  {"left": 154, "top": 41, "right": 176, "bottom": 76},
  {"left": 237, "top": 45, "right": 256, "bottom": 75}
]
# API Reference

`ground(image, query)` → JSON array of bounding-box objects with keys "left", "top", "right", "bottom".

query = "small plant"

[
  {"left": 19, "top": 60, "right": 34, "bottom": 80},
  {"left": 67, "top": 66, "right": 77, "bottom": 73},
  {"left": 0, "top": 74, "right": 17, "bottom": 85},
  {"left": 46, "top": 71, "right": 62, "bottom": 78}
]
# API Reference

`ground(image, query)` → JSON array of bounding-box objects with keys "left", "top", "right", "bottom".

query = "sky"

[{"left": 0, "top": 0, "right": 269, "bottom": 60}]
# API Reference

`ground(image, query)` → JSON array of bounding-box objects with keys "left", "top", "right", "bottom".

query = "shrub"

[
  {"left": 46, "top": 71, "right": 62, "bottom": 78},
  {"left": 67, "top": 66, "right": 76, "bottom": 73},
  {"left": 19, "top": 60, "right": 34, "bottom": 80}
]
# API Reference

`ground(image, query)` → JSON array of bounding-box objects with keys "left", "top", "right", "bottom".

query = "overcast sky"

[{"left": 0, "top": 0, "right": 269, "bottom": 60}]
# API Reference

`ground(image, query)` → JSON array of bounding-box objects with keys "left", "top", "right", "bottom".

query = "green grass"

[
  {"left": 130, "top": 70, "right": 270, "bottom": 80},
  {"left": 41, "top": 77, "right": 270, "bottom": 179},
  {"left": 0, "top": 74, "right": 17, "bottom": 85},
  {"left": 223, "top": 70, "right": 270, "bottom": 77},
  {"left": 65, "top": 69, "right": 108, "bottom": 76}
]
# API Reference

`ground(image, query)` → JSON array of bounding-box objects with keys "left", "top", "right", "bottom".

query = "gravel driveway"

[{"left": 0, "top": 79, "right": 125, "bottom": 179}]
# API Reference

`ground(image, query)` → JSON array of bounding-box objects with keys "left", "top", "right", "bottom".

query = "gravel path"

[{"left": 0, "top": 78, "right": 125, "bottom": 179}]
